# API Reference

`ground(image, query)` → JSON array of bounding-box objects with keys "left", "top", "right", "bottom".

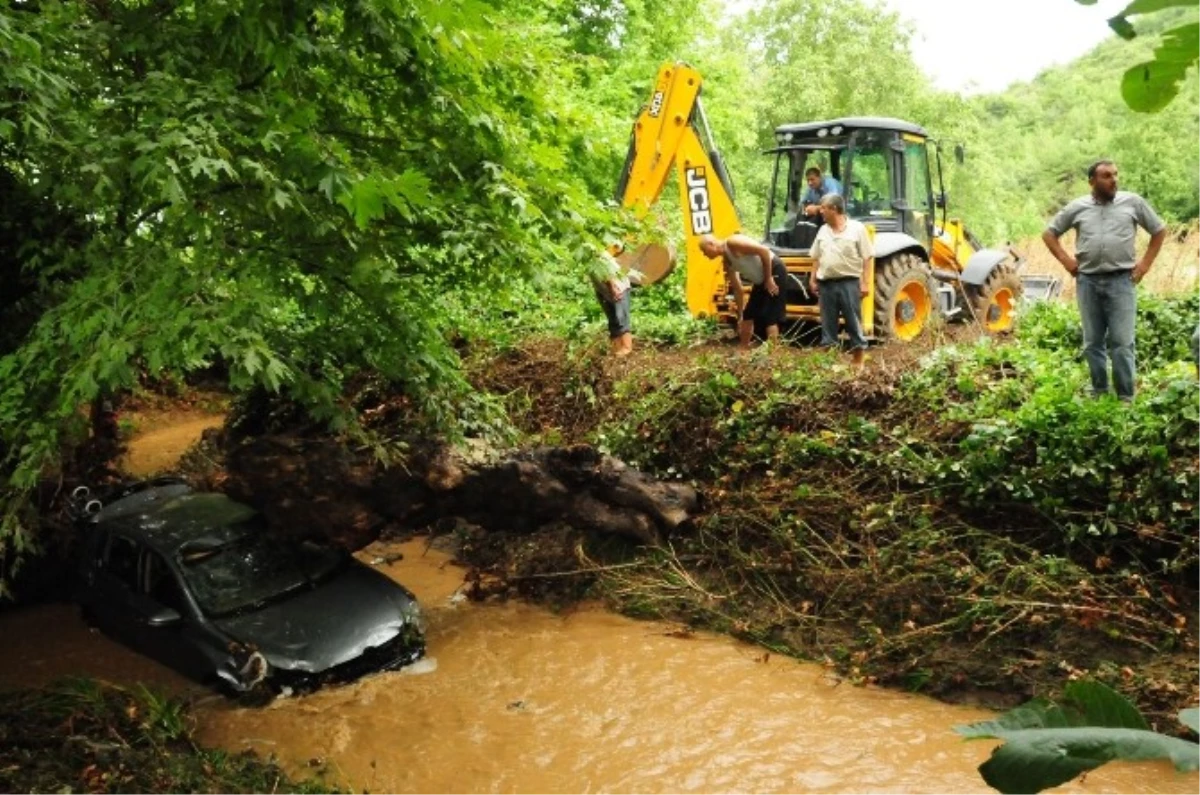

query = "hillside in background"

[{"left": 952, "top": 8, "right": 1199, "bottom": 244}]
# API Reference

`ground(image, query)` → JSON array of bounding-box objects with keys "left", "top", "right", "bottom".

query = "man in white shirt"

[{"left": 808, "top": 194, "right": 874, "bottom": 368}]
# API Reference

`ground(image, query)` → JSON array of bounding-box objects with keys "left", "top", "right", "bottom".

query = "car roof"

[
  {"left": 773, "top": 117, "right": 928, "bottom": 138},
  {"left": 92, "top": 484, "right": 259, "bottom": 556}
]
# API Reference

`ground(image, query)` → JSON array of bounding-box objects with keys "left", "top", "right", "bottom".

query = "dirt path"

[{"left": 119, "top": 413, "right": 223, "bottom": 477}]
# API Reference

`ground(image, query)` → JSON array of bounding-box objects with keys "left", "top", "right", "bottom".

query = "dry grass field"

[{"left": 1017, "top": 221, "right": 1199, "bottom": 299}]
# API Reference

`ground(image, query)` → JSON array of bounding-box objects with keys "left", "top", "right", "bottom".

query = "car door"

[
  {"left": 85, "top": 531, "right": 143, "bottom": 646},
  {"left": 127, "top": 549, "right": 226, "bottom": 684}
]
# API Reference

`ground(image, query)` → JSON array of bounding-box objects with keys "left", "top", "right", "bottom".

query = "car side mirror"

[{"left": 147, "top": 606, "right": 183, "bottom": 627}]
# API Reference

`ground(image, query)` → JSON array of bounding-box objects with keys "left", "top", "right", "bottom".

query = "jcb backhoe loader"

[{"left": 615, "top": 62, "right": 1060, "bottom": 340}]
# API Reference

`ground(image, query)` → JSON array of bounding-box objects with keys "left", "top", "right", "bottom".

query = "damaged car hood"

[{"left": 212, "top": 564, "right": 419, "bottom": 673}]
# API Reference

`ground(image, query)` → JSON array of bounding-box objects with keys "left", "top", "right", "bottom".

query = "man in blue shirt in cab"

[{"left": 801, "top": 166, "right": 843, "bottom": 218}]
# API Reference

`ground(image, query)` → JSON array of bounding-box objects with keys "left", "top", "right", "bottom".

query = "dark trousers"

[{"left": 818, "top": 278, "right": 868, "bottom": 350}]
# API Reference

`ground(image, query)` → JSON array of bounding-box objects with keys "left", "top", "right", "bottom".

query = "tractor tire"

[
  {"left": 968, "top": 262, "right": 1023, "bottom": 334},
  {"left": 873, "top": 253, "right": 938, "bottom": 342}
]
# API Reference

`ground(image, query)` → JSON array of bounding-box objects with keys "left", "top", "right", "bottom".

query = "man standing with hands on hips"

[{"left": 1042, "top": 160, "right": 1166, "bottom": 401}]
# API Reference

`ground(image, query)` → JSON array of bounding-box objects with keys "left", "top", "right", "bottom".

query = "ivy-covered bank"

[{"left": 460, "top": 293, "right": 1199, "bottom": 727}]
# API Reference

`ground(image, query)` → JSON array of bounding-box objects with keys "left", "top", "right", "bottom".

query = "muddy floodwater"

[{"left": 1, "top": 540, "right": 1195, "bottom": 794}]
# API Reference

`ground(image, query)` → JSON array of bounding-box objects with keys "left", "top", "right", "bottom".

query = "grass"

[{"left": 0, "top": 678, "right": 336, "bottom": 794}]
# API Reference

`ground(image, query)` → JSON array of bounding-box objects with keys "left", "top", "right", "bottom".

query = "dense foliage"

[{"left": 0, "top": 0, "right": 626, "bottom": 577}]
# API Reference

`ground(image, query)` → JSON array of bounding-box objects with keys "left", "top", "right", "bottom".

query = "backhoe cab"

[{"left": 764, "top": 118, "right": 1051, "bottom": 339}]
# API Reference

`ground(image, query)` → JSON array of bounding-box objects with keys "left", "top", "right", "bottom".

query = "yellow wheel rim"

[
  {"left": 985, "top": 287, "right": 1016, "bottom": 332},
  {"left": 893, "top": 281, "right": 931, "bottom": 341}
]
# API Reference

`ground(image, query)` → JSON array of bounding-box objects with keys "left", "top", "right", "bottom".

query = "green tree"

[
  {"left": 0, "top": 0, "right": 620, "bottom": 584},
  {"left": 1077, "top": 0, "right": 1200, "bottom": 112}
]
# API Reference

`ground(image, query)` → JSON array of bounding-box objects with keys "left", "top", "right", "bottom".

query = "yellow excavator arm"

[{"left": 615, "top": 63, "right": 742, "bottom": 318}]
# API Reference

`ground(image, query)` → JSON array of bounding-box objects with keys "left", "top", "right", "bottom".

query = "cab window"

[{"left": 846, "top": 134, "right": 893, "bottom": 218}]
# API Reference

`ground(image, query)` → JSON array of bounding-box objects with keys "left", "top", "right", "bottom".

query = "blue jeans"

[
  {"left": 597, "top": 288, "right": 631, "bottom": 338},
  {"left": 1076, "top": 272, "right": 1137, "bottom": 399},
  {"left": 818, "top": 278, "right": 868, "bottom": 350}
]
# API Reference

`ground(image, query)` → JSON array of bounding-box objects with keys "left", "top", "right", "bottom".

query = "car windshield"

[{"left": 179, "top": 527, "right": 347, "bottom": 618}]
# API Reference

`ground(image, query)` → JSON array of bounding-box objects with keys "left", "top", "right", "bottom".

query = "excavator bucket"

[{"left": 616, "top": 243, "right": 676, "bottom": 285}]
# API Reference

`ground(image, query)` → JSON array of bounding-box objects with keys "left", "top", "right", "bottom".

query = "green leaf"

[
  {"left": 956, "top": 699, "right": 1074, "bottom": 738},
  {"left": 262, "top": 357, "right": 290, "bottom": 393},
  {"left": 977, "top": 727, "right": 1199, "bottom": 794},
  {"left": 1114, "top": 0, "right": 1196, "bottom": 15},
  {"left": 339, "top": 177, "right": 386, "bottom": 229},
  {"left": 1119, "top": 23, "right": 1199, "bottom": 112},
  {"left": 391, "top": 169, "right": 432, "bottom": 210},
  {"left": 959, "top": 681, "right": 1197, "bottom": 793},
  {"left": 242, "top": 347, "right": 262, "bottom": 377},
  {"left": 1061, "top": 679, "right": 1150, "bottom": 730}
]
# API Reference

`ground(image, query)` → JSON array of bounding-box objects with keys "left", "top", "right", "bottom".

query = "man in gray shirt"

[{"left": 1042, "top": 160, "right": 1166, "bottom": 400}]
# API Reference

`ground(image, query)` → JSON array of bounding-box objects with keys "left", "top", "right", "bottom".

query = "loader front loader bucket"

[{"left": 1020, "top": 274, "right": 1063, "bottom": 302}]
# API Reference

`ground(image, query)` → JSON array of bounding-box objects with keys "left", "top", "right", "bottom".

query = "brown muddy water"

[{"left": 1, "top": 540, "right": 1195, "bottom": 795}]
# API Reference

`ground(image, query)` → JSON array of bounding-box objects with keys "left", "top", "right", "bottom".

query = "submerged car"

[{"left": 71, "top": 478, "right": 425, "bottom": 700}]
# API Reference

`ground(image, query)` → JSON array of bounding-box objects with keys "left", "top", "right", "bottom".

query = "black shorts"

[{"left": 743, "top": 257, "right": 787, "bottom": 327}]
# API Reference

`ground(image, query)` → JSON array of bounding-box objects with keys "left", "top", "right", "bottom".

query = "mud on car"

[{"left": 70, "top": 478, "right": 425, "bottom": 701}]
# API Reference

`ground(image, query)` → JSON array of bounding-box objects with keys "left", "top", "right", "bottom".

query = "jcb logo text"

[{"left": 685, "top": 167, "right": 713, "bottom": 235}]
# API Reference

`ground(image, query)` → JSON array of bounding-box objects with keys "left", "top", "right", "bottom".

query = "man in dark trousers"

[
  {"left": 1042, "top": 160, "right": 1166, "bottom": 400},
  {"left": 699, "top": 233, "right": 786, "bottom": 349},
  {"left": 808, "top": 194, "right": 873, "bottom": 369}
]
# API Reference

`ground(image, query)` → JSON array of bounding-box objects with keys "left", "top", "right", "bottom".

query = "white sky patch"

[{"left": 879, "top": 0, "right": 1132, "bottom": 94}]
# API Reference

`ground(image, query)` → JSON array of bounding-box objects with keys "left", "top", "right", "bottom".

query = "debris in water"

[{"left": 400, "top": 657, "right": 438, "bottom": 676}]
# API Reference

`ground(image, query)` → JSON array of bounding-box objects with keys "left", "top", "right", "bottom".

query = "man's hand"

[
  {"left": 804, "top": 204, "right": 819, "bottom": 216},
  {"left": 765, "top": 278, "right": 779, "bottom": 296},
  {"left": 859, "top": 280, "right": 869, "bottom": 297},
  {"left": 1131, "top": 259, "right": 1150, "bottom": 284},
  {"left": 1063, "top": 256, "right": 1079, "bottom": 277},
  {"left": 809, "top": 277, "right": 819, "bottom": 297}
]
